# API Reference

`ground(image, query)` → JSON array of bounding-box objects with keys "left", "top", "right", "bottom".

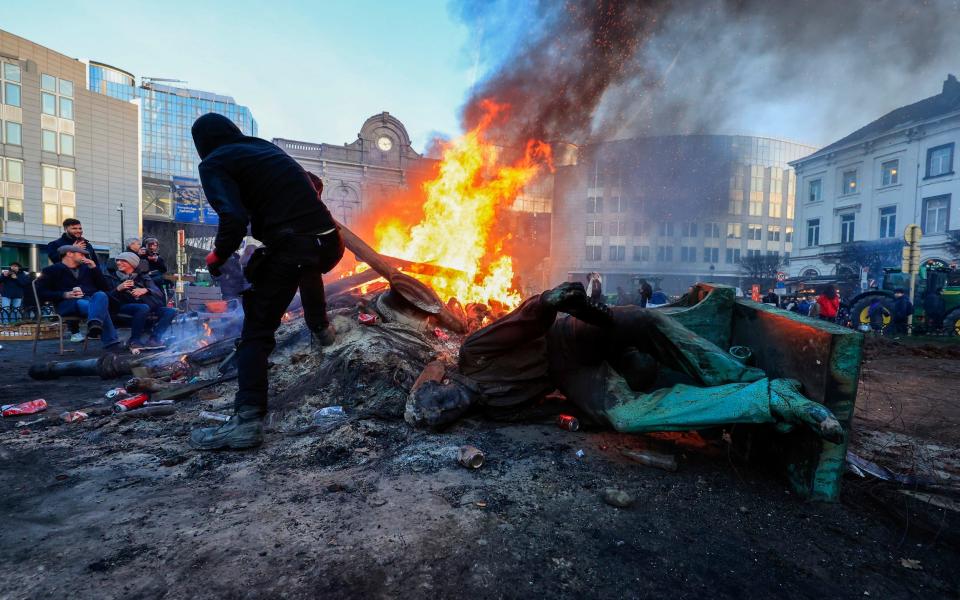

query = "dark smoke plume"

[{"left": 457, "top": 0, "right": 960, "bottom": 146}]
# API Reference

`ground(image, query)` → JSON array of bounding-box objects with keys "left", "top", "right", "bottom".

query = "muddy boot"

[
  {"left": 769, "top": 379, "right": 845, "bottom": 444},
  {"left": 311, "top": 323, "right": 336, "bottom": 347},
  {"left": 189, "top": 408, "right": 264, "bottom": 450}
]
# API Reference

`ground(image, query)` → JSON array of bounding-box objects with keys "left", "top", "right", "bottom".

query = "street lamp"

[{"left": 116, "top": 203, "right": 125, "bottom": 248}]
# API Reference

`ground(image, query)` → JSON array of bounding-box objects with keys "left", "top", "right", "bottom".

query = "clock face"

[{"left": 377, "top": 136, "right": 393, "bottom": 152}]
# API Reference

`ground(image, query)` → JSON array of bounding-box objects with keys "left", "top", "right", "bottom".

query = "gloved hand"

[{"left": 206, "top": 250, "right": 226, "bottom": 277}]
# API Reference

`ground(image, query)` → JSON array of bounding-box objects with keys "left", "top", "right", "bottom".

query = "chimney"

[{"left": 943, "top": 73, "right": 960, "bottom": 97}]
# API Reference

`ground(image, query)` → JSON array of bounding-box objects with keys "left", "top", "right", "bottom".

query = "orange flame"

[{"left": 375, "top": 99, "right": 552, "bottom": 308}]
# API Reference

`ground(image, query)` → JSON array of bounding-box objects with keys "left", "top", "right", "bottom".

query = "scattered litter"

[
  {"left": 16, "top": 417, "right": 45, "bottom": 427},
  {"left": 622, "top": 448, "right": 679, "bottom": 472},
  {"left": 556, "top": 414, "right": 580, "bottom": 431},
  {"left": 575, "top": 449, "right": 585, "bottom": 458},
  {"left": 458, "top": 445, "right": 485, "bottom": 469},
  {"left": 602, "top": 488, "right": 634, "bottom": 508},
  {"left": 113, "top": 393, "right": 149, "bottom": 413},
  {"left": 358, "top": 313, "right": 378, "bottom": 325},
  {"left": 433, "top": 327, "right": 449, "bottom": 341},
  {"left": 2, "top": 399, "right": 48, "bottom": 417},
  {"left": 312, "top": 406, "right": 349, "bottom": 432},
  {"left": 143, "top": 400, "right": 174, "bottom": 407},
  {"left": 105, "top": 387, "right": 127, "bottom": 399},
  {"left": 474, "top": 501, "right": 487, "bottom": 508},
  {"left": 60, "top": 411, "right": 88, "bottom": 423},
  {"left": 900, "top": 558, "right": 923, "bottom": 570},
  {"left": 846, "top": 450, "right": 938, "bottom": 488},
  {"left": 199, "top": 410, "right": 231, "bottom": 423}
]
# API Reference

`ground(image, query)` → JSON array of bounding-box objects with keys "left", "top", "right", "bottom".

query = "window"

[
  {"left": 585, "top": 221, "right": 602, "bottom": 236},
  {"left": 59, "top": 97, "right": 73, "bottom": 120},
  {"left": 633, "top": 221, "right": 645, "bottom": 236},
  {"left": 748, "top": 224, "right": 762, "bottom": 240},
  {"left": 879, "top": 206, "right": 897, "bottom": 239},
  {"left": 42, "top": 165, "right": 58, "bottom": 188},
  {"left": 680, "top": 246, "right": 697, "bottom": 263},
  {"left": 41, "top": 74, "right": 56, "bottom": 91},
  {"left": 59, "top": 79, "right": 73, "bottom": 97},
  {"left": 610, "top": 196, "right": 626, "bottom": 213},
  {"left": 3, "top": 63, "right": 20, "bottom": 82},
  {"left": 60, "top": 169, "right": 75, "bottom": 191},
  {"left": 841, "top": 170, "right": 858, "bottom": 195},
  {"left": 60, "top": 133, "right": 74, "bottom": 156},
  {"left": 609, "top": 245, "right": 625, "bottom": 261},
  {"left": 749, "top": 193, "right": 763, "bottom": 216},
  {"left": 926, "top": 144, "right": 954, "bottom": 178},
  {"left": 726, "top": 223, "right": 742, "bottom": 239},
  {"left": 746, "top": 249, "right": 761, "bottom": 259},
  {"left": 681, "top": 222, "right": 698, "bottom": 237},
  {"left": 881, "top": 159, "right": 899, "bottom": 186},
  {"left": 784, "top": 251, "right": 790, "bottom": 264},
  {"left": 5, "top": 159, "right": 22, "bottom": 183},
  {"left": 767, "top": 225, "right": 781, "bottom": 242},
  {"left": 728, "top": 193, "right": 743, "bottom": 215},
  {"left": 656, "top": 246, "right": 673, "bottom": 262},
  {"left": 725, "top": 248, "right": 741, "bottom": 264},
  {"left": 4, "top": 122, "right": 21, "bottom": 145},
  {"left": 703, "top": 247, "right": 719, "bottom": 263},
  {"left": 42, "top": 129, "right": 57, "bottom": 153},
  {"left": 840, "top": 213, "right": 856, "bottom": 243},
  {"left": 3, "top": 82, "right": 20, "bottom": 107},
  {"left": 704, "top": 222, "right": 720, "bottom": 238},
  {"left": 767, "top": 250, "right": 780, "bottom": 258},
  {"left": 585, "top": 245, "right": 602, "bottom": 261},
  {"left": 42, "top": 203, "right": 59, "bottom": 225},
  {"left": 807, "top": 218, "right": 820, "bottom": 247},
  {"left": 587, "top": 197, "right": 603, "bottom": 213},
  {"left": 922, "top": 195, "right": 950, "bottom": 234},
  {"left": 633, "top": 246, "right": 650, "bottom": 261},
  {"left": 3, "top": 198, "right": 23, "bottom": 222},
  {"left": 610, "top": 221, "right": 626, "bottom": 236},
  {"left": 808, "top": 178, "right": 822, "bottom": 202},
  {"left": 41, "top": 93, "right": 56, "bottom": 115},
  {"left": 658, "top": 222, "right": 674, "bottom": 237},
  {"left": 785, "top": 226, "right": 793, "bottom": 243}
]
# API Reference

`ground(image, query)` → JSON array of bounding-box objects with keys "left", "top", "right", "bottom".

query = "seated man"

[
  {"left": 406, "top": 282, "right": 843, "bottom": 445},
  {"left": 140, "top": 237, "right": 170, "bottom": 297},
  {"left": 108, "top": 252, "right": 177, "bottom": 350},
  {"left": 37, "top": 246, "right": 123, "bottom": 351}
]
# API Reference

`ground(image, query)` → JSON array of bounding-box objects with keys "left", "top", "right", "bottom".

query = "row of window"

[
  {"left": 1, "top": 62, "right": 21, "bottom": 108},
  {"left": 1, "top": 158, "right": 24, "bottom": 224},
  {"left": 586, "top": 220, "right": 793, "bottom": 241},
  {"left": 807, "top": 145, "right": 955, "bottom": 203},
  {"left": 589, "top": 195, "right": 796, "bottom": 219},
  {"left": 586, "top": 244, "right": 789, "bottom": 264},
  {"left": 804, "top": 195, "right": 951, "bottom": 247},
  {"left": 41, "top": 129, "right": 74, "bottom": 155},
  {"left": 1, "top": 120, "right": 22, "bottom": 146}
]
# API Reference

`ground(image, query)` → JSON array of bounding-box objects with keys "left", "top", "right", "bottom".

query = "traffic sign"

[{"left": 776, "top": 271, "right": 787, "bottom": 282}]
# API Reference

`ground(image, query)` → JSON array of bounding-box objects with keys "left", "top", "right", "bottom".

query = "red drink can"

[
  {"left": 556, "top": 414, "right": 580, "bottom": 432},
  {"left": 113, "top": 393, "right": 149, "bottom": 413}
]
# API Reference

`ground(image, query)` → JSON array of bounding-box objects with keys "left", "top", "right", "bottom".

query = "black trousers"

[{"left": 235, "top": 233, "right": 344, "bottom": 414}]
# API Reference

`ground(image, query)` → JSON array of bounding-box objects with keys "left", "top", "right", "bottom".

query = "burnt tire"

[
  {"left": 945, "top": 308, "right": 960, "bottom": 337},
  {"left": 850, "top": 295, "right": 894, "bottom": 331}
]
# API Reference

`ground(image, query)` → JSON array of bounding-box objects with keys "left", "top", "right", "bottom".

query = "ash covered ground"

[{"left": 1, "top": 312, "right": 959, "bottom": 599}]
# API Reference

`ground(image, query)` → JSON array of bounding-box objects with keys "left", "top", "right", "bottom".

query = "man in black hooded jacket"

[{"left": 189, "top": 113, "right": 344, "bottom": 450}]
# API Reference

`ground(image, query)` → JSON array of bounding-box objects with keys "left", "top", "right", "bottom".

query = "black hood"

[{"left": 192, "top": 113, "right": 245, "bottom": 159}]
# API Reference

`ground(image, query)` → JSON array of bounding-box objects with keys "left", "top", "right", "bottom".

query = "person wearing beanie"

[{"left": 106, "top": 251, "right": 176, "bottom": 350}]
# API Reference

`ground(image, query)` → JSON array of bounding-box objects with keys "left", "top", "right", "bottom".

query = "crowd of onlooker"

[{"left": 0, "top": 218, "right": 177, "bottom": 352}]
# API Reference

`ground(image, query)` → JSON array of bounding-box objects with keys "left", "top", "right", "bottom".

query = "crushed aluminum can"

[
  {"left": 199, "top": 410, "right": 231, "bottom": 423},
  {"left": 60, "top": 411, "right": 89, "bottom": 423},
  {"left": 2, "top": 399, "right": 48, "bottom": 417},
  {"left": 556, "top": 414, "right": 580, "bottom": 432},
  {"left": 143, "top": 400, "right": 174, "bottom": 407},
  {"left": 358, "top": 312, "right": 378, "bottom": 325},
  {"left": 105, "top": 387, "right": 127, "bottom": 399},
  {"left": 113, "top": 393, "right": 149, "bottom": 413},
  {"left": 457, "top": 445, "right": 485, "bottom": 469},
  {"left": 433, "top": 327, "right": 449, "bottom": 341}
]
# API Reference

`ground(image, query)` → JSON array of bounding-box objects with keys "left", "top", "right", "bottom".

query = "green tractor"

[{"left": 847, "top": 262, "right": 960, "bottom": 334}]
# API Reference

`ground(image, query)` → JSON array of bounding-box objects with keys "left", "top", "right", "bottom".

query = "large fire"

[{"left": 375, "top": 100, "right": 552, "bottom": 309}]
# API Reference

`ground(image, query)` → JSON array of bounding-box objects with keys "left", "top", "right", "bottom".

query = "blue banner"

[
  {"left": 203, "top": 205, "right": 219, "bottom": 225},
  {"left": 173, "top": 176, "right": 203, "bottom": 224}
]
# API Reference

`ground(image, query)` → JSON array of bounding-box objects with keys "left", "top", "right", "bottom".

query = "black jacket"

[
  {"left": 46, "top": 233, "right": 101, "bottom": 266},
  {"left": 142, "top": 253, "right": 167, "bottom": 275},
  {"left": 892, "top": 296, "right": 913, "bottom": 322},
  {"left": 924, "top": 293, "right": 946, "bottom": 318},
  {"left": 192, "top": 113, "right": 336, "bottom": 257},
  {"left": 105, "top": 269, "right": 164, "bottom": 311},
  {"left": 1, "top": 270, "right": 30, "bottom": 300},
  {"left": 37, "top": 263, "right": 110, "bottom": 303}
]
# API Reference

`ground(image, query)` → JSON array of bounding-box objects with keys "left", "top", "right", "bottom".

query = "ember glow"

[{"left": 375, "top": 99, "right": 552, "bottom": 308}]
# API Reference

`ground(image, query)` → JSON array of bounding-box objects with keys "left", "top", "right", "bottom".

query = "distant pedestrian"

[
  {"left": 1, "top": 262, "right": 29, "bottom": 324},
  {"left": 816, "top": 286, "right": 839, "bottom": 322},
  {"left": 762, "top": 288, "right": 779, "bottom": 306},
  {"left": 638, "top": 279, "right": 653, "bottom": 308},
  {"left": 890, "top": 288, "right": 912, "bottom": 336},
  {"left": 586, "top": 272, "right": 603, "bottom": 302},
  {"left": 867, "top": 297, "right": 885, "bottom": 334},
  {"left": 924, "top": 288, "right": 946, "bottom": 334},
  {"left": 808, "top": 298, "right": 820, "bottom": 319}
]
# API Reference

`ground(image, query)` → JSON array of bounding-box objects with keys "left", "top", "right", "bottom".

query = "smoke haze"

[{"left": 457, "top": 0, "right": 960, "bottom": 147}]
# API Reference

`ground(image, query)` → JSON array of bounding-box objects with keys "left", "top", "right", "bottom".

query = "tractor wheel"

[
  {"left": 945, "top": 308, "right": 960, "bottom": 337},
  {"left": 850, "top": 295, "right": 894, "bottom": 331}
]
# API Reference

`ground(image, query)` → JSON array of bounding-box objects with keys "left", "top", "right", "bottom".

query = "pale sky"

[{"left": 1, "top": 0, "right": 476, "bottom": 151}]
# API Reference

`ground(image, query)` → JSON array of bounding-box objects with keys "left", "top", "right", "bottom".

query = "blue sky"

[{"left": 2, "top": 0, "right": 477, "bottom": 152}]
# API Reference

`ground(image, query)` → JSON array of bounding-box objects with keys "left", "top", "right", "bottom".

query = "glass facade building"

[
  {"left": 87, "top": 61, "right": 257, "bottom": 220},
  {"left": 550, "top": 135, "right": 817, "bottom": 294}
]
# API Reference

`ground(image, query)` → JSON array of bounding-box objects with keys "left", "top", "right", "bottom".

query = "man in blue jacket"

[
  {"left": 890, "top": 288, "right": 913, "bottom": 336},
  {"left": 37, "top": 245, "right": 121, "bottom": 352},
  {"left": 189, "top": 113, "right": 345, "bottom": 450}
]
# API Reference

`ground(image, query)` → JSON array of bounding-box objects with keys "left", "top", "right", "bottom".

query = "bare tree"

[
  {"left": 823, "top": 239, "right": 904, "bottom": 277},
  {"left": 739, "top": 254, "right": 784, "bottom": 288},
  {"left": 945, "top": 230, "right": 960, "bottom": 259}
]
